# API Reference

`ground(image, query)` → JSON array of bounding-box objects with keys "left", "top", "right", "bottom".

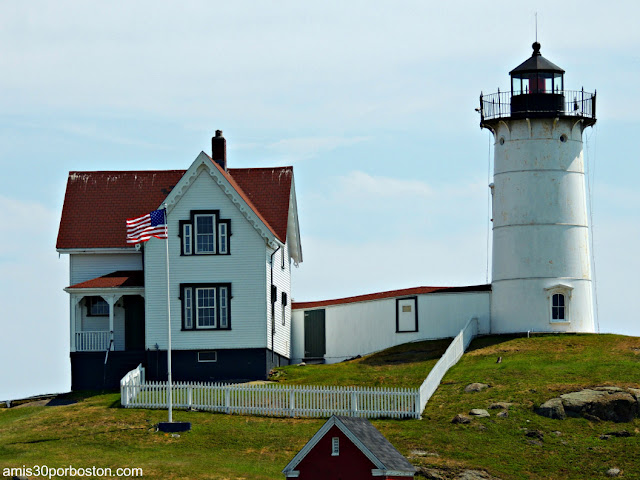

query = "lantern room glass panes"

[{"left": 512, "top": 72, "right": 564, "bottom": 95}]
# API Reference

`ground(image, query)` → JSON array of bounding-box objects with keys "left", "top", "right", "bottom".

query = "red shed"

[{"left": 282, "top": 415, "right": 416, "bottom": 479}]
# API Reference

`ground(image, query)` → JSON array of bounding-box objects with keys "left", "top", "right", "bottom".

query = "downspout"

[{"left": 270, "top": 245, "right": 282, "bottom": 366}]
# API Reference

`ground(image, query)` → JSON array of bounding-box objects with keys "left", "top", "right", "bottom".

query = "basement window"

[{"left": 198, "top": 351, "right": 217, "bottom": 362}]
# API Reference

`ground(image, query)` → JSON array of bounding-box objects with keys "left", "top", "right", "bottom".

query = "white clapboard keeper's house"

[{"left": 57, "top": 131, "right": 303, "bottom": 389}]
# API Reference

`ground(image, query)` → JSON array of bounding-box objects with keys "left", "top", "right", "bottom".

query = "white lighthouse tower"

[{"left": 480, "top": 42, "right": 597, "bottom": 334}]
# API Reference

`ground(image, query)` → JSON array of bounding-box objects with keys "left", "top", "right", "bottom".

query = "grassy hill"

[{"left": 1, "top": 334, "right": 639, "bottom": 479}]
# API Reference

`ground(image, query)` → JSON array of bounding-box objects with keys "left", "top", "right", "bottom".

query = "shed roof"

[
  {"left": 57, "top": 160, "right": 294, "bottom": 249},
  {"left": 282, "top": 414, "right": 416, "bottom": 476},
  {"left": 334, "top": 416, "right": 416, "bottom": 473},
  {"left": 292, "top": 284, "right": 491, "bottom": 309}
]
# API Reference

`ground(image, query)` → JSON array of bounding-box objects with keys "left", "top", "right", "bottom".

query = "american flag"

[{"left": 126, "top": 209, "right": 168, "bottom": 244}]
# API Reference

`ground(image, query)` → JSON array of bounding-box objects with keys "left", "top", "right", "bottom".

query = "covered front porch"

[{"left": 65, "top": 271, "right": 145, "bottom": 353}]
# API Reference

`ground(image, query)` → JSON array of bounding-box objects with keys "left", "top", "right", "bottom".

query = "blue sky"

[{"left": 1, "top": 1, "right": 639, "bottom": 400}]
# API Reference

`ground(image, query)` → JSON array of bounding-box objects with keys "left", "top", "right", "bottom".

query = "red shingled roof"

[
  {"left": 67, "top": 270, "right": 144, "bottom": 289},
  {"left": 292, "top": 285, "right": 491, "bottom": 309},
  {"left": 57, "top": 161, "right": 293, "bottom": 249}
]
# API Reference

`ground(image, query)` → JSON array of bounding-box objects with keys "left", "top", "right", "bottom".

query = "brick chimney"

[{"left": 212, "top": 130, "right": 227, "bottom": 171}]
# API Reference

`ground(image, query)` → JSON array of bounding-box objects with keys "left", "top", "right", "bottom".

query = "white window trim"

[
  {"left": 219, "top": 287, "right": 228, "bottom": 328},
  {"left": 331, "top": 437, "right": 339, "bottom": 456},
  {"left": 545, "top": 284, "right": 573, "bottom": 324},
  {"left": 196, "top": 287, "right": 217, "bottom": 328},
  {"left": 218, "top": 223, "right": 228, "bottom": 254},
  {"left": 184, "top": 288, "right": 193, "bottom": 329},
  {"left": 198, "top": 351, "right": 217, "bottom": 362},
  {"left": 194, "top": 214, "right": 216, "bottom": 254},
  {"left": 183, "top": 223, "right": 192, "bottom": 255}
]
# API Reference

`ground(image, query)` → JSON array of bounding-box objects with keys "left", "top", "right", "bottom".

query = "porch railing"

[{"left": 75, "top": 331, "right": 111, "bottom": 351}]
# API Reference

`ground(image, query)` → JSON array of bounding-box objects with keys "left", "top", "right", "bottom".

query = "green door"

[
  {"left": 124, "top": 296, "right": 145, "bottom": 351},
  {"left": 304, "top": 309, "right": 326, "bottom": 359}
]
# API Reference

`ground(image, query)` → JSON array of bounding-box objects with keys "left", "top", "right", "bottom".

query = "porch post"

[
  {"left": 106, "top": 296, "right": 116, "bottom": 351},
  {"left": 70, "top": 295, "right": 82, "bottom": 353}
]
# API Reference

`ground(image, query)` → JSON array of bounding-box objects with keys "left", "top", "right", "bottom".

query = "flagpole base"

[{"left": 157, "top": 421, "right": 191, "bottom": 433}]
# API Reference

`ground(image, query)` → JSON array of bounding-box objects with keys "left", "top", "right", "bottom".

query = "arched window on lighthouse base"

[{"left": 545, "top": 285, "right": 573, "bottom": 324}]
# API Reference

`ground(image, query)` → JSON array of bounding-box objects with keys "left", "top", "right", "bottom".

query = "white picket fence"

[
  {"left": 121, "top": 370, "right": 419, "bottom": 418},
  {"left": 418, "top": 316, "right": 478, "bottom": 412},
  {"left": 120, "top": 317, "right": 478, "bottom": 419}
]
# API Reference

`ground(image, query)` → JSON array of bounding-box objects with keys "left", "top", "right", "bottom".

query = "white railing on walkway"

[
  {"left": 121, "top": 372, "right": 420, "bottom": 419},
  {"left": 417, "top": 316, "right": 478, "bottom": 413},
  {"left": 120, "top": 363, "right": 145, "bottom": 405},
  {"left": 75, "top": 331, "right": 110, "bottom": 351},
  {"left": 120, "top": 317, "right": 479, "bottom": 419}
]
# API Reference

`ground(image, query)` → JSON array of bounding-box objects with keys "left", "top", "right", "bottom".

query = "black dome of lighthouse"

[{"left": 510, "top": 42, "right": 565, "bottom": 76}]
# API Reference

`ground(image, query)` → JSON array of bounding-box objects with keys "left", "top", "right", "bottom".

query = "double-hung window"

[
  {"left": 546, "top": 285, "right": 571, "bottom": 324},
  {"left": 196, "top": 287, "right": 216, "bottom": 327},
  {"left": 551, "top": 293, "right": 565, "bottom": 321},
  {"left": 181, "top": 284, "right": 231, "bottom": 330},
  {"left": 181, "top": 210, "right": 230, "bottom": 255},
  {"left": 195, "top": 214, "right": 215, "bottom": 254},
  {"left": 87, "top": 296, "right": 109, "bottom": 316}
]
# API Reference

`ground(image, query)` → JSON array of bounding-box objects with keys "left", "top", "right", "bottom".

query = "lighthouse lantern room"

[{"left": 480, "top": 43, "right": 597, "bottom": 334}]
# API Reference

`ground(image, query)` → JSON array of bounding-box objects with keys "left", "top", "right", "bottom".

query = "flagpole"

[{"left": 164, "top": 204, "right": 173, "bottom": 423}]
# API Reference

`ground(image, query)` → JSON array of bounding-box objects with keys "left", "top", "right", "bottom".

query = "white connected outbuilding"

[{"left": 292, "top": 43, "right": 597, "bottom": 363}]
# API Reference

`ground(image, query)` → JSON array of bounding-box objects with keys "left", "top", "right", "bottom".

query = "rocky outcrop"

[
  {"left": 415, "top": 467, "right": 503, "bottom": 480},
  {"left": 537, "top": 387, "right": 639, "bottom": 422},
  {"left": 464, "top": 383, "right": 489, "bottom": 393},
  {"left": 452, "top": 414, "right": 472, "bottom": 424},
  {"left": 536, "top": 398, "right": 566, "bottom": 420},
  {"left": 469, "top": 409, "right": 490, "bottom": 418}
]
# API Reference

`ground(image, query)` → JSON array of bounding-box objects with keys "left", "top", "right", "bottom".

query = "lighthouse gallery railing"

[{"left": 480, "top": 89, "right": 596, "bottom": 123}]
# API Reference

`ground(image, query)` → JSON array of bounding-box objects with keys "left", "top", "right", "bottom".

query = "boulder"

[
  {"left": 538, "top": 387, "right": 639, "bottom": 422},
  {"left": 464, "top": 383, "right": 489, "bottom": 393},
  {"left": 525, "top": 429, "right": 544, "bottom": 441},
  {"left": 593, "top": 386, "right": 625, "bottom": 393},
  {"left": 415, "top": 467, "right": 447, "bottom": 480},
  {"left": 488, "top": 402, "right": 512, "bottom": 410},
  {"left": 497, "top": 410, "right": 508, "bottom": 418},
  {"left": 469, "top": 409, "right": 490, "bottom": 418},
  {"left": 584, "top": 392, "right": 637, "bottom": 423},
  {"left": 536, "top": 398, "right": 566, "bottom": 420},
  {"left": 456, "top": 470, "right": 502, "bottom": 480},
  {"left": 452, "top": 414, "right": 472, "bottom": 424},
  {"left": 560, "top": 389, "right": 607, "bottom": 415}
]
